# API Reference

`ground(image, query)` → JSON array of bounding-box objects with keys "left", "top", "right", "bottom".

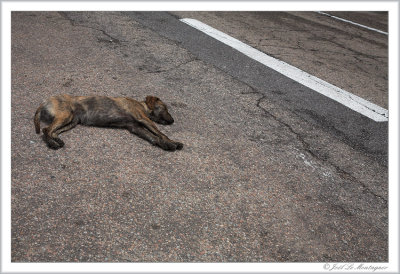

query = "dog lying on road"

[{"left": 34, "top": 94, "right": 183, "bottom": 151}]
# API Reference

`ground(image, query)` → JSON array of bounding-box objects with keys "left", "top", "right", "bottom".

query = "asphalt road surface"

[{"left": 11, "top": 11, "right": 388, "bottom": 262}]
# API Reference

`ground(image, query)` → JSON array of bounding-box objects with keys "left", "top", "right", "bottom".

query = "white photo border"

[{"left": 1, "top": 1, "right": 398, "bottom": 273}]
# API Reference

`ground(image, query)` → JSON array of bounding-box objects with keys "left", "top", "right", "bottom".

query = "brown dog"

[{"left": 34, "top": 94, "right": 183, "bottom": 151}]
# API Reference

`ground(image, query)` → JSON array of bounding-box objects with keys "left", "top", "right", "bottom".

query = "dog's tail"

[{"left": 34, "top": 103, "right": 44, "bottom": 134}]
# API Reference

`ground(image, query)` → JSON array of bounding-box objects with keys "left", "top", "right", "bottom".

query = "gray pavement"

[
  {"left": 11, "top": 11, "right": 387, "bottom": 262},
  {"left": 171, "top": 11, "right": 388, "bottom": 109}
]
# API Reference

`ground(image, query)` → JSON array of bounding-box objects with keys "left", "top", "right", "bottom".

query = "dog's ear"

[{"left": 145, "top": 96, "right": 159, "bottom": 110}]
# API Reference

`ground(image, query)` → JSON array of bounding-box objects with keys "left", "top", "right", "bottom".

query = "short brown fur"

[{"left": 34, "top": 94, "right": 183, "bottom": 151}]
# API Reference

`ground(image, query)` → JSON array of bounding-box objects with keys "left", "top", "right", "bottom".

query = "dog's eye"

[{"left": 156, "top": 105, "right": 165, "bottom": 111}]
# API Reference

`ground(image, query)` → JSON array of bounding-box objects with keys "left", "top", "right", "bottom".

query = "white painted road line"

[
  {"left": 180, "top": 18, "right": 389, "bottom": 122},
  {"left": 316, "top": 11, "right": 388, "bottom": 36}
]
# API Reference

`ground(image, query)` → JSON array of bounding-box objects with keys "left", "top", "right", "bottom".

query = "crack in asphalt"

[
  {"left": 60, "top": 11, "right": 199, "bottom": 76},
  {"left": 286, "top": 12, "right": 388, "bottom": 48},
  {"left": 248, "top": 89, "right": 388, "bottom": 204},
  {"left": 145, "top": 58, "right": 199, "bottom": 74},
  {"left": 59, "top": 12, "right": 126, "bottom": 45},
  {"left": 308, "top": 35, "right": 386, "bottom": 60}
]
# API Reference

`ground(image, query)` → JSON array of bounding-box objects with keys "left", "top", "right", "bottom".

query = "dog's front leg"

[
  {"left": 137, "top": 118, "right": 183, "bottom": 150},
  {"left": 127, "top": 124, "right": 180, "bottom": 151}
]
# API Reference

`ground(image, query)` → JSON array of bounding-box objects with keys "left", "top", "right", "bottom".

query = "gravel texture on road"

[{"left": 11, "top": 11, "right": 387, "bottom": 262}]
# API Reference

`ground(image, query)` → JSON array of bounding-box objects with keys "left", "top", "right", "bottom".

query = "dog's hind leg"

[
  {"left": 55, "top": 116, "right": 79, "bottom": 135},
  {"left": 43, "top": 112, "right": 73, "bottom": 149}
]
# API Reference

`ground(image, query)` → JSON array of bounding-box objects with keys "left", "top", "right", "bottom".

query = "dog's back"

[
  {"left": 35, "top": 95, "right": 142, "bottom": 128},
  {"left": 73, "top": 96, "right": 134, "bottom": 127}
]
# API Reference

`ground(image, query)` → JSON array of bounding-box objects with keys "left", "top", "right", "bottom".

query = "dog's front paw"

[
  {"left": 159, "top": 140, "right": 174, "bottom": 151},
  {"left": 159, "top": 140, "right": 183, "bottom": 151},
  {"left": 174, "top": 142, "right": 183, "bottom": 150}
]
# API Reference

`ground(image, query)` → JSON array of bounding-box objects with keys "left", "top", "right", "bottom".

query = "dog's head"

[{"left": 145, "top": 96, "right": 174, "bottom": 125}]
